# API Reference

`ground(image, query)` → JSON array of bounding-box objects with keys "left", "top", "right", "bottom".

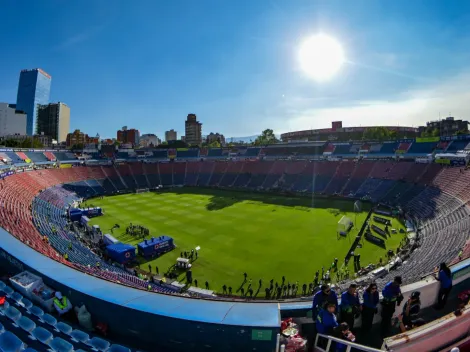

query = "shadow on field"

[{"left": 163, "top": 186, "right": 373, "bottom": 212}]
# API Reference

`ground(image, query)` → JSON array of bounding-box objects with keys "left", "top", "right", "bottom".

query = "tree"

[
  {"left": 420, "top": 128, "right": 440, "bottom": 138},
  {"left": 208, "top": 140, "right": 221, "bottom": 148},
  {"left": 4, "top": 139, "right": 20, "bottom": 147},
  {"left": 70, "top": 144, "right": 84, "bottom": 150},
  {"left": 363, "top": 127, "right": 397, "bottom": 141},
  {"left": 253, "top": 129, "right": 279, "bottom": 146}
]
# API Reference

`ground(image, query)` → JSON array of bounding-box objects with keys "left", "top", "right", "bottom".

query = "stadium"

[{"left": 0, "top": 139, "right": 470, "bottom": 352}]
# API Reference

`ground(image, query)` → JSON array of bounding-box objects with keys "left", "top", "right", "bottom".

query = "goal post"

[{"left": 337, "top": 215, "right": 353, "bottom": 234}]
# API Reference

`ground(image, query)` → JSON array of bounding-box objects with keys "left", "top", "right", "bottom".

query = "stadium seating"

[
  {"left": 158, "top": 163, "right": 173, "bottom": 186},
  {"left": 445, "top": 140, "right": 469, "bottom": 152},
  {"left": 176, "top": 149, "right": 199, "bottom": 158},
  {"left": 378, "top": 142, "right": 398, "bottom": 155},
  {"left": 0, "top": 156, "right": 470, "bottom": 314},
  {"left": 24, "top": 152, "right": 48, "bottom": 163},
  {"left": 0, "top": 153, "right": 12, "bottom": 163},
  {"left": 368, "top": 143, "right": 383, "bottom": 154},
  {"left": 51, "top": 152, "right": 76, "bottom": 161},
  {"left": 0, "top": 281, "right": 136, "bottom": 352},
  {"left": 173, "top": 162, "right": 186, "bottom": 185},
  {"left": 342, "top": 161, "right": 375, "bottom": 195},
  {"left": 43, "top": 152, "right": 56, "bottom": 161},
  {"left": 4, "top": 152, "right": 24, "bottom": 164},
  {"left": 406, "top": 141, "right": 437, "bottom": 155},
  {"left": 396, "top": 142, "right": 411, "bottom": 154},
  {"left": 323, "top": 144, "right": 336, "bottom": 154},
  {"left": 207, "top": 148, "right": 223, "bottom": 157},
  {"left": 324, "top": 161, "right": 355, "bottom": 194},
  {"left": 152, "top": 150, "right": 168, "bottom": 159},
  {"left": 244, "top": 148, "right": 260, "bottom": 157}
]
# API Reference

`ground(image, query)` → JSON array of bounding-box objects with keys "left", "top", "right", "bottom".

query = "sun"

[{"left": 298, "top": 34, "right": 345, "bottom": 81}]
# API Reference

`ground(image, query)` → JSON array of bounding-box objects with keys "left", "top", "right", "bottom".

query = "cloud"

[
  {"left": 275, "top": 70, "right": 470, "bottom": 133},
  {"left": 56, "top": 25, "right": 105, "bottom": 50}
]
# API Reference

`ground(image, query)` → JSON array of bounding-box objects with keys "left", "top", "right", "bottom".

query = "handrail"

[{"left": 314, "top": 333, "right": 384, "bottom": 352}]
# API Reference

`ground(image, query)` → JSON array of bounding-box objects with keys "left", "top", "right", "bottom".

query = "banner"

[
  {"left": 451, "top": 159, "right": 466, "bottom": 166},
  {"left": 435, "top": 158, "right": 451, "bottom": 165},
  {"left": 416, "top": 137, "right": 439, "bottom": 143},
  {"left": 0, "top": 170, "right": 14, "bottom": 179}
]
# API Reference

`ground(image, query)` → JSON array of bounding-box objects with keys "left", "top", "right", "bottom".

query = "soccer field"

[{"left": 88, "top": 188, "right": 405, "bottom": 296}]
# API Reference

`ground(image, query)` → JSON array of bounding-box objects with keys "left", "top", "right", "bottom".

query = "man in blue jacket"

[
  {"left": 312, "top": 284, "right": 338, "bottom": 320},
  {"left": 340, "top": 283, "right": 361, "bottom": 330},
  {"left": 381, "top": 276, "right": 403, "bottom": 336}
]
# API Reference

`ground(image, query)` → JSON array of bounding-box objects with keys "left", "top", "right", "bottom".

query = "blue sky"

[{"left": 2, "top": 0, "right": 470, "bottom": 139}]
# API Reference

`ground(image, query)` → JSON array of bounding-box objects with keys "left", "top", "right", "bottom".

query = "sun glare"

[{"left": 299, "top": 34, "right": 345, "bottom": 82}]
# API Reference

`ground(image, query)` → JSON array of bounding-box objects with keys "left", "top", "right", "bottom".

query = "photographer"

[
  {"left": 381, "top": 276, "right": 403, "bottom": 337},
  {"left": 340, "top": 284, "right": 361, "bottom": 330}
]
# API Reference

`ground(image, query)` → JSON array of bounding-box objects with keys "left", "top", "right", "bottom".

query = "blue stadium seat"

[
  {"left": 88, "top": 336, "right": 110, "bottom": 351},
  {"left": 0, "top": 331, "right": 25, "bottom": 352},
  {"left": 24, "top": 348, "right": 38, "bottom": 352},
  {"left": 56, "top": 322, "right": 72, "bottom": 336},
  {"left": 29, "top": 306, "right": 44, "bottom": 320},
  {"left": 0, "top": 281, "right": 5, "bottom": 290},
  {"left": 42, "top": 313, "right": 57, "bottom": 329},
  {"left": 10, "top": 292, "right": 23, "bottom": 306},
  {"left": 70, "top": 330, "right": 89, "bottom": 344},
  {"left": 19, "top": 299, "right": 32, "bottom": 311},
  {"left": 0, "top": 321, "right": 4, "bottom": 334},
  {"left": 0, "top": 300, "right": 10, "bottom": 315},
  {"left": 5, "top": 306, "right": 22, "bottom": 326},
  {"left": 17, "top": 316, "right": 36, "bottom": 333},
  {"left": 30, "top": 327, "right": 53, "bottom": 345},
  {"left": 109, "top": 344, "right": 131, "bottom": 352},
  {"left": 49, "top": 337, "right": 74, "bottom": 352},
  {"left": 2, "top": 286, "right": 14, "bottom": 297}
]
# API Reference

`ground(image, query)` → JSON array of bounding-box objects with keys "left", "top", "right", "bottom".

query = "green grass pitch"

[{"left": 88, "top": 188, "right": 406, "bottom": 296}]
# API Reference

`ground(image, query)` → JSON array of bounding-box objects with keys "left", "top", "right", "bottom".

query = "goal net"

[
  {"left": 337, "top": 215, "right": 353, "bottom": 234},
  {"left": 136, "top": 188, "right": 149, "bottom": 194}
]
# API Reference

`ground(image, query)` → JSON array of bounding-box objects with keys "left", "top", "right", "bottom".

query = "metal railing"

[{"left": 313, "top": 333, "right": 383, "bottom": 352}]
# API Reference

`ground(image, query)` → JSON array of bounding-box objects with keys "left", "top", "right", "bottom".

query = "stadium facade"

[{"left": 280, "top": 121, "right": 419, "bottom": 142}]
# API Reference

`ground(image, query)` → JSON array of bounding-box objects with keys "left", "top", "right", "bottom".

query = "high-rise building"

[
  {"left": 36, "top": 102, "right": 70, "bottom": 143},
  {"left": 117, "top": 126, "right": 140, "bottom": 146},
  {"left": 16, "top": 68, "right": 52, "bottom": 136},
  {"left": 165, "top": 129, "right": 177, "bottom": 142},
  {"left": 185, "top": 114, "right": 202, "bottom": 146},
  {"left": 0, "top": 103, "right": 27, "bottom": 137}
]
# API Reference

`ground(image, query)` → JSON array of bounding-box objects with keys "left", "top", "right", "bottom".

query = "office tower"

[
  {"left": 16, "top": 68, "right": 52, "bottom": 136},
  {"left": 36, "top": 102, "right": 70, "bottom": 143},
  {"left": 0, "top": 103, "right": 27, "bottom": 137},
  {"left": 185, "top": 114, "right": 202, "bottom": 146}
]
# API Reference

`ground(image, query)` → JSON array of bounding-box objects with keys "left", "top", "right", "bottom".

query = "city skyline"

[{"left": 2, "top": 1, "right": 470, "bottom": 139}]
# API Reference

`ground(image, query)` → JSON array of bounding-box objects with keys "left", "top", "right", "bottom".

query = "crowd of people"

[
  {"left": 125, "top": 223, "right": 150, "bottom": 238},
  {"left": 311, "top": 262, "right": 454, "bottom": 349}
]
